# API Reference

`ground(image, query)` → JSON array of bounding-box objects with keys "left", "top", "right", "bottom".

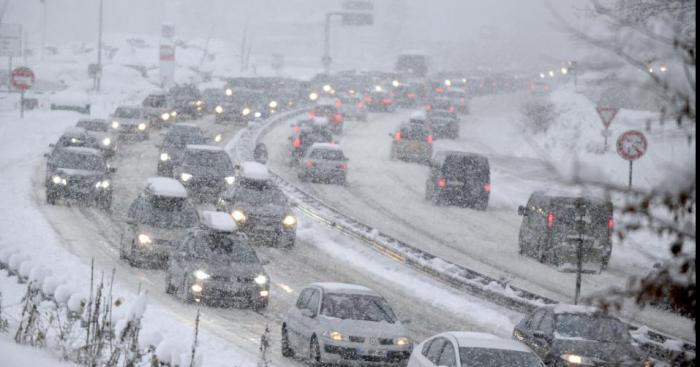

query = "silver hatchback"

[{"left": 297, "top": 143, "right": 349, "bottom": 185}]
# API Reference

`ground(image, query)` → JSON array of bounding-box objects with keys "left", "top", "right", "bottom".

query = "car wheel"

[
  {"left": 252, "top": 297, "right": 268, "bottom": 311},
  {"left": 474, "top": 198, "right": 488, "bottom": 211},
  {"left": 97, "top": 195, "right": 112, "bottom": 211},
  {"left": 281, "top": 325, "right": 295, "bottom": 357},
  {"left": 46, "top": 190, "right": 57, "bottom": 205},
  {"left": 337, "top": 175, "right": 346, "bottom": 185},
  {"left": 309, "top": 336, "right": 323, "bottom": 367},
  {"left": 283, "top": 236, "right": 295, "bottom": 249},
  {"left": 165, "top": 273, "right": 176, "bottom": 294}
]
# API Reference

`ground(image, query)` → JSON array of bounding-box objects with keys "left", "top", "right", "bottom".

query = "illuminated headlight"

[
  {"left": 195, "top": 100, "right": 203, "bottom": 106},
  {"left": 322, "top": 84, "right": 332, "bottom": 92},
  {"left": 561, "top": 354, "right": 590, "bottom": 365},
  {"left": 328, "top": 331, "right": 343, "bottom": 341},
  {"left": 191, "top": 284, "right": 203, "bottom": 293},
  {"left": 160, "top": 113, "right": 170, "bottom": 121},
  {"left": 374, "top": 85, "right": 382, "bottom": 92},
  {"left": 102, "top": 137, "right": 111, "bottom": 146},
  {"left": 254, "top": 111, "right": 261, "bottom": 118},
  {"left": 170, "top": 111, "right": 177, "bottom": 117},
  {"left": 214, "top": 133, "right": 222, "bottom": 143},
  {"left": 52, "top": 175, "right": 67, "bottom": 185},
  {"left": 214, "top": 105, "right": 223, "bottom": 114},
  {"left": 395, "top": 337, "right": 411, "bottom": 347},
  {"left": 282, "top": 215, "right": 297, "bottom": 227},
  {"left": 180, "top": 173, "right": 193, "bottom": 182},
  {"left": 225, "top": 88, "right": 233, "bottom": 96},
  {"left": 70, "top": 138, "right": 78, "bottom": 143},
  {"left": 309, "top": 92, "right": 319, "bottom": 101},
  {"left": 137, "top": 234, "right": 152, "bottom": 245},
  {"left": 269, "top": 100, "right": 278, "bottom": 109},
  {"left": 231, "top": 210, "right": 246, "bottom": 222},
  {"left": 259, "top": 290, "right": 270, "bottom": 297},
  {"left": 194, "top": 270, "right": 210, "bottom": 280},
  {"left": 392, "top": 80, "right": 399, "bottom": 87},
  {"left": 224, "top": 176, "right": 235, "bottom": 185},
  {"left": 254, "top": 274, "right": 268, "bottom": 285},
  {"left": 137, "top": 123, "right": 147, "bottom": 131},
  {"left": 160, "top": 152, "right": 170, "bottom": 161},
  {"left": 111, "top": 121, "right": 120, "bottom": 129},
  {"left": 242, "top": 108, "right": 251, "bottom": 116},
  {"left": 95, "top": 180, "right": 110, "bottom": 189}
]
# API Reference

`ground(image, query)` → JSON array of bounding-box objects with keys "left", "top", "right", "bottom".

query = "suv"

[
  {"left": 165, "top": 211, "right": 270, "bottom": 309},
  {"left": 425, "top": 151, "right": 490, "bottom": 209},
  {"left": 169, "top": 84, "right": 203, "bottom": 119},
  {"left": 111, "top": 106, "right": 149, "bottom": 141},
  {"left": 142, "top": 92, "right": 177, "bottom": 128},
  {"left": 44, "top": 147, "right": 114, "bottom": 209},
  {"left": 389, "top": 123, "right": 433, "bottom": 163},
  {"left": 517, "top": 192, "right": 613, "bottom": 272},
  {"left": 444, "top": 89, "right": 469, "bottom": 114},
  {"left": 121, "top": 177, "right": 198, "bottom": 268},
  {"left": 50, "top": 127, "right": 103, "bottom": 152},
  {"left": 298, "top": 143, "right": 349, "bottom": 185},
  {"left": 157, "top": 124, "right": 208, "bottom": 177},
  {"left": 217, "top": 162, "right": 296, "bottom": 248},
  {"left": 310, "top": 99, "right": 344, "bottom": 134},
  {"left": 174, "top": 145, "right": 236, "bottom": 202},
  {"left": 75, "top": 119, "right": 118, "bottom": 157},
  {"left": 336, "top": 92, "right": 368, "bottom": 121},
  {"left": 281, "top": 283, "right": 412, "bottom": 366}
]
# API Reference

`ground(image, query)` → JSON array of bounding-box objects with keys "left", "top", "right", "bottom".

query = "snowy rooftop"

[
  {"left": 310, "top": 143, "right": 343, "bottom": 151},
  {"left": 409, "top": 110, "right": 427, "bottom": 120},
  {"left": 449, "top": 332, "right": 532, "bottom": 352},
  {"left": 239, "top": 161, "right": 270, "bottom": 181},
  {"left": 313, "top": 282, "right": 376, "bottom": 295},
  {"left": 200, "top": 211, "right": 237, "bottom": 233},
  {"left": 316, "top": 98, "right": 337, "bottom": 106},
  {"left": 312, "top": 117, "right": 329, "bottom": 126},
  {"left": 186, "top": 144, "right": 224, "bottom": 152},
  {"left": 145, "top": 177, "right": 188, "bottom": 198}
]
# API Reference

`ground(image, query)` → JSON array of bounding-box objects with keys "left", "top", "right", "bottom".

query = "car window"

[
  {"left": 114, "top": 107, "right": 143, "bottom": 119},
  {"left": 538, "top": 311, "right": 554, "bottom": 334},
  {"left": 296, "top": 289, "right": 313, "bottom": 310},
  {"left": 320, "top": 293, "right": 397, "bottom": 323},
  {"left": 426, "top": 337, "right": 447, "bottom": 364},
  {"left": 310, "top": 149, "right": 344, "bottom": 160},
  {"left": 307, "top": 290, "right": 320, "bottom": 314},
  {"left": 53, "top": 151, "right": 106, "bottom": 171},
  {"left": 459, "top": 347, "right": 544, "bottom": 367},
  {"left": 438, "top": 341, "right": 457, "bottom": 367},
  {"left": 399, "top": 126, "right": 430, "bottom": 141},
  {"left": 422, "top": 339, "right": 434, "bottom": 357},
  {"left": 527, "top": 310, "right": 546, "bottom": 330}
]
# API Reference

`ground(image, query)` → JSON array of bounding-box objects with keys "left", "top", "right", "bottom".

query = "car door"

[
  {"left": 425, "top": 337, "right": 447, "bottom": 365},
  {"left": 287, "top": 288, "right": 313, "bottom": 351},
  {"left": 408, "top": 338, "right": 435, "bottom": 367},
  {"left": 519, "top": 310, "right": 545, "bottom": 355},
  {"left": 436, "top": 338, "right": 458, "bottom": 367},
  {"left": 297, "top": 288, "right": 322, "bottom": 354}
]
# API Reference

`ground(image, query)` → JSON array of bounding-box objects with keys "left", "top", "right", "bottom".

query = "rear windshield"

[
  {"left": 320, "top": 293, "right": 397, "bottom": 323},
  {"left": 310, "top": 149, "right": 345, "bottom": 160},
  {"left": 164, "top": 131, "right": 206, "bottom": 147},
  {"left": 114, "top": 107, "right": 143, "bottom": 119},
  {"left": 76, "top": 120, "right": 108, "bottom": 132},
  {"left": 129, "top": 197, "right": 198, "bottom": 229},
  {"left": 400, "top": 126, "right": 430, "bottom": 141},
  {"left": 184, "top": 150, "right": 233, "bottom": 170},
  {"left": 442, "top": 155, "right": 489, "bottom": 180},
  {"left": 314, "top": 105, "right": 337, "bottom": 114},
  {"left": 550, "top": 200, "right": 612, "bottom": 228}
]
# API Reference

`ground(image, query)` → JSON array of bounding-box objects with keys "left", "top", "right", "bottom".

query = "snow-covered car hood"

[
  {"left": 235, "top": 202, "right": 287, "bottom": 218},
  {"left": 55, "top": 168, "right": 103, "bottom": 178},
  {"left": 318, "top": 315, "right": 408, "bottom": 339},
  {"left": 135, "top": 224, "right": 187, "bottom": 241},
  {"left": 552, "top": 338, "right": 644, "bottom": 364},
  {"left": 187, "top": 259, "right": 264, "bottom": 279}
]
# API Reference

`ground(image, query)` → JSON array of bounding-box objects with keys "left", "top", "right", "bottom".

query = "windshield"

[
  {"left": 114, "top": 107, "right": 143, "bottom": 119},
  {"left": 314, "top": 105, "right": 337, "bottom": 114},
  {"left": 192, "top": 233, "right": 258, "bottom": 263},
  {"left": 164, "top": 132, "right": 207, "bottom": 147},
  {"left": 459, "top": 348, "right": 543, "bottom": 367},
  {"left": 76, "top": 121, "right": 108, "bottom": 132},
  {"left": 53, "top": 151, "right": 106, "bottom": 171},
  {"left": 310, "top": 149, "right": 345, "bottom": 160},
  {"left": 233, "top": 185, "right": 287, "bottom": 206},
  {"left": 131, "top": 197, "right": 198, "bottom": 229},
  {"left": 144, "top": 95, "right": 166, "bottom": 108},
  {"left": 184, "top": 150, "right": 233, "bottom": 171},
  {"left": 320, "top": 293, "right": 397, "bottom": 323},
  {"left": 443, "top": 156, "right": 489, "bottom": 180},
  {"left": 555, "top": 314, "right": 630, "bottom": 342}
]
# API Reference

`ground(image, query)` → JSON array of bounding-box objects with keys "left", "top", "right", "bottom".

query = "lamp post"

[{"left": 95, "top": 0, "right": 104, "bottom": 92}]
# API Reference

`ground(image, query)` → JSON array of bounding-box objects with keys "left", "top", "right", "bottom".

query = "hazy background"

[{"left": 3, "top": 0, "right": 587, "bottom": 75}]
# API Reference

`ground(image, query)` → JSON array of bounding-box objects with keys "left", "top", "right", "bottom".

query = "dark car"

[
  {"left": 297, "top": 143, "right": 349, "bottom": 185},
  {"left": 142, "top": 92, "right": 177, "bottom": 128},
  {"left": 425, "top": 150, "right": 490, "bottom": 209},
  {"left": 75, "top": 119, "right": 118, "bottom": 157},
  {"left": 288, "top": 118, "right": 335, "bottom": 165},
  {"left": 214, "top": 89, "right": 266, "bottom": 125},
  {"left": 426, "top": 96, "right": 455, "bottom": 114},
  {"left": 365, "top": 89, "right": 396, "bottom": 112},
  {"left": 174, "top": 145, "right": 236, "bottom": 202},
  {"left": 110, "top": 106, "right": 150, "bottom": 141},
  {"left": 51, "top": 127, "right": 103, "bottom": 152},
  {"left": 310, "top": 99, "right": 344, "bottom": 134},
  {"left": 517, "top": 193, "right": 613, "bottom": 273},
  {"left": 217, "top": 162, "right": 296, "bottom": 248},
  {"left": 444, "top": 89, "right": 469, "bottom": 114},
  {"left": 169, "top": 84, "right": 203, "bottom": 119},
  {"left": 165, "top": 211, "right": 271, "bottom": 309},
  {"left": 44, "top": 147, "right": 114, "bottom": 209},
  {"left": 390, "top": 123, "right": 433, "bottom": 163},
  {"left": 512, "top": 305, "right": 649, "bottom": 366},
  {"left": 157, "top": 123, "right": 208, "bottom": 177}
]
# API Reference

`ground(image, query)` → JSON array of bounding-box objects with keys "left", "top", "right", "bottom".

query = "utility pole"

[
  {"left": 95, "top": 0, "right": 103, "bottom": 92},
  {"left": 322, "top": 13, "right": 333, "bottom": 75},
  {"left": 41, "top": 0, "right": 47, "bottom": 61},
  {"left": 572, "top": 198, "right": 587, "bottom": 305}
]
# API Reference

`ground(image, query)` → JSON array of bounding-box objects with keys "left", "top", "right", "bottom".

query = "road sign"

[
  {"left": 596, "top": 106, "right": 618, "bottom": 128},
  {"left": 160, "top": 44, "right": 175, "bottom": 61},
  {"left": 616, "top": 130, "right": 648, "bottom": 161},
  {"left": 11, "top": 66, "right": 34, "bottom": 90},
  {"left": 0, "top": 24, "right": 22, "bottom": 57},
  {"left": 342, "top": 12, "right": 374, "bottom": 26}
]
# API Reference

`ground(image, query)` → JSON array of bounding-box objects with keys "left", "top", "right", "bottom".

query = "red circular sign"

[
  {"left": 11, "top": 67, "right": 35, "bottom": 90},
  {"left": 616, "top": 130, "right": 648, "bottom": 161}
]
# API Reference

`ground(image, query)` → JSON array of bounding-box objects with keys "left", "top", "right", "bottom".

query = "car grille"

[
  {"left": 67, "top": 176, "right": 97, "bottom": 191},
  {"left": 348, "top": 336, "right": 365, "bottom": 343},
  {"left": 378, "top": 338, "right": 393, "bottom": 345},
  {"left": 209, "top": 274, "right": 254, "bottom": 283}
]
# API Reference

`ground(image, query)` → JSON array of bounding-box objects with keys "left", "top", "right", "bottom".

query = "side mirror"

[
  {"left": 517, "top": 206, "right": 527, "bottom": 216},
  {"left": 301, "top": 309, "right": 315, "bottom": 318},
  {"left": 532, "top": 331, "right": 551, "bottom": 343}
]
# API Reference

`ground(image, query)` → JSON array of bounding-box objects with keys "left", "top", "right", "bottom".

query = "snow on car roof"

[
  {"left": 240, "top": 161, "right": 270, "bottom": 181},
  {"left": 449, "top": 332, "right": 533, "bottom": 353},
  {"left": 409, "top": 110, "right": 427, "bottom": 120},
  {"left": 548, "top": 304, "right": 600, "bottom": 315},
  {"left": 60, "top": 146, "right": 103, "bottom": 156},
  {"left": 310, "top": 143, "right": 343, "bottom": 151},
  {"left": 78, "top": 118, "right": 108, "bottom": 124},
  {"left": 313, "top": 282, "right": 377, "bottom": 295},
  {"left": 62, "top": 126, "right": 88, "bottom": 136},
  {"left": 312, "top": 117, "right": 329, "bottom": 126},
  {"left": 185, "top": 144, "right": 223, "bottom": 152},
  {"left": 172, "top": 123, "right": 198, "bottom": 129},
  {"left": 200, "top": 211, "right": 237, "bottom": 232},
  {"left": 145, "top": 177, "right": 188, "bottom": 198}
]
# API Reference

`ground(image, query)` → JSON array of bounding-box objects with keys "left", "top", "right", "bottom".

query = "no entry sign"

[
  {"left": 11, "top": 67, "right": 35, "bottom": 90},
  {"left": 616, "top": 130, "right": 648, "bottom": 161},
  {"left": 596, "top": 106, "right": 618, "bottom": 128}
]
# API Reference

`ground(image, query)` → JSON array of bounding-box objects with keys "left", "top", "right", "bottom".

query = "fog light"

[{"left": 191, "top": 284, "right": 203, "bottom": 293}]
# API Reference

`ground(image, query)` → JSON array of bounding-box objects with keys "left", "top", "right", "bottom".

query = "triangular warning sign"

[{"left": 596, "top": 107, "right": 619, "bottom": 128}]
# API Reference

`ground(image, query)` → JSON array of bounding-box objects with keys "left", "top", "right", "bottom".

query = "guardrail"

[{"left": 229, "top": 110, "right": 696, "bottom": 364}]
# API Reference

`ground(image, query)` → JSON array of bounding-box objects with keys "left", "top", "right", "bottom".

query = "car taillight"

[
  {"left": 364, "top": 96, "right": 373, "bottom": 103},
  {"left": 437, "top": 180, "right": 446, "bottom": 187},
  {"left": 335, "top": 99, "right": 342, "bottom": 108},
  {"left": 357, "top": 101, "right": 364, "bottom": 108},
  {"left": 339, "top": 163, "right": 348, "bottom": 169},
  {"left": 335, "top": 113, "right": 343, "bottom": 122},
  {"left": 292, "top": 126, "right": 300, "bottom": 133},
  {"left": 426, "top": 135, "right": 433, "bottom": 144},
  {"left": 305, "top": 160, "right": 314, "bottom": 168},
  {"left": 308, "top": 111, "right": 316, "bottom": 118},
  {"left": 483, "top": 183, "right": 491, "bottom": 192},
  {"left": 608, "top": 217, "right": 614, "bottom": 231},
  {"left": 407, "top": 92, "right": 416, "bottom": 99},
  {"left": 382, "top": 98, "right": 392, "bottom": 105},
  {"left": 293, "top": 137, "right": 301, "bottom": 148},
  {"left": 547, "top": 212, "right": 554, "bottom": 230},
  {"left": 394, "top": 132, "right": 401, "bottom": 141},
  {"left": 426, "top": 105, "right": 432, "bottom": 111},
  {"left": 449, "top": 106, "right": 455, "bottom": 113}
]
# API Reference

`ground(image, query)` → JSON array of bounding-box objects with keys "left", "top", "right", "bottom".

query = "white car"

[
  {"left": 281, "top": 283, "right": 412, "bottom": 366},
  {"left": 408, "top": 332, "right": 544, "bottom": 367}
]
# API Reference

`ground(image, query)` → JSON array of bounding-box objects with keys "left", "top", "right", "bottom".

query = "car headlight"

[
  {"left": 242, "top": 108, "right": 251, "bottom": 116},
  {"left": 309, "top": 92, "right": 319, "bottom": 101},
  {"left": 160, "top": 152, "right": 170, "bottom": 161},
  {"left": 225, "top": 88, "right": 233, "bottom": 96},
  {"left": 102, "top": 137, "right": 111, "bottom": 146},
  {"left": 137, "top": 123, "right": 147, "bottom": 131},
  {"left": 52, "top": 175, "right": 63, "bottom": 184},
  {"left": 254, "top": 111, "right": 262, "bottom": 118},
  {"left": 282, "top": 215, "right": 297, "bottom": 227},
  {"left": 215, "top": 105, "right": 224, "bottom": 114},
  {"left": 254, "top": 274, "right": 268, "bottom": 285},
  {"left": 328, "top": 331, "right": 343, "bottom": 341},
  {"left": 224, "top": 176, "right": 235, "bottom": 185},
  {"left": 561, "top": 354, "right": 592, "bottom": 365},
  {"left": 395, "top": 337, "right": 411, "bottom": 346},
  {"left": 137, "top": 234, "right": 151, "bottom": 245},
  {"left": 214, "top": 133, "right": 222, "bottom": 143},
  {"left": 269, "top": 100, "right": 278, "bottom": 109},
  {"left": 170, "top": 111, "right": 177, "bottom": 117},
  {"left": 231, "top": 210, "right": 246, "bottom": 222},
  {"left": 95, "top": 180, "right": 110, "bottom": 189},
  {"left": 180, "top": 173, "right": 193, "bottom": 182},
  {"left": 194, "top": 270, "right": 210, "bottom": 280},
  {"left": 195, "top": 100, "right": 203, "bottom": 106},
  {"left": 161, "top": 112, "right": 170, "bottom": 121},
  {"left": 191, "top": 284, "right": 203, "bottom": 293},
  {"left": 111, "top": 121, "right": 120, "bottom": 129}
]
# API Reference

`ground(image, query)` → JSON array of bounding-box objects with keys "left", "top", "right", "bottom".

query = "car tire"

[
  {"left": 46, "top": 190, "right": 57, "bottom": 205},
  {"left": 165, "top": 273, "right": 176, "bottom": 294},
  {"left": 337, "top": 176, "right": 346, "bottom": 186},
  {"left": 281, "top": 326, "right": 295, "bottom": 357},
  {"left": 474, "top": 198, "right": 488, "bottom": 211},
  {"left": 309, "top": 336, "right": 322, "bottom": 367},
  {"left": 252, "top": 298, "right": 268, "bottom": 311},
  {"left": 96, "top": 194, "right": 112, "bottom": 211}
]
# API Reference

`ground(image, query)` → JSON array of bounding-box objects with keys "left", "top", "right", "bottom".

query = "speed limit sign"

[{"left": 616, "top": 130, "right": 648, "bottom": 189}]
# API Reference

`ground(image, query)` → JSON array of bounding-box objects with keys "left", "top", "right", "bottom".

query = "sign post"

[
  {"left": 616, "top": 130, "right": 648, "bottom": 189},
  {"left": 11, "top": 67, "right": 35, "bottom": 119},
  {"left": 596, "top": 106, "right": 618, "bottom": 151}
]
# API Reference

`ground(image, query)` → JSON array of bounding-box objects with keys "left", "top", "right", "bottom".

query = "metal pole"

[
  {"left": 7, "top": 56, "right": 12, "bottom": 92},
  {"left": 20, "top": 89, "right": 24, "bottom": 118},
  {"left": 322, "top": 13, "right": 332, "bottom": 74},
  {"left": 573, "top": 198, "right": 585, "bottom": 305},
  {"left": 628, "top": 161, "right": 633, "bottom": 190},
  {"left": 96, "top": 0, "right": 103, "bottom": 92},
  {"left": 41, "top": 0, "right": 47, "bottom": 61},
  {"left": 604, "top": 132, "right": 608, "bottom": 151}
]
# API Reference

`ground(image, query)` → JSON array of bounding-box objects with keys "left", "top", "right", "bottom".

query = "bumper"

[
  {"left": 126, "top": 240, "right": 174, "bottom": 267},
  {"left": 392, "top": 145, "right": 431, "bottom": 162},
  {"left": 301, "top": 168, "right": 346, "bottom": 181},
  {"left": 117, "top": 130, "right": 148, "bottom": 141},
  {"left": 47, "top": 183, "right": 110, "bottom": 200},
  {"left": 321, "top": 341, "right": 411, "bottom": 366},
  {"left": 190, "top": 280, "right": 269, "bottom": 306}
]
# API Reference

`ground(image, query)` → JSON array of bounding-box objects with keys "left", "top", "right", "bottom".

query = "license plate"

[
  {"left": 447, "top": 180, "right": 464, "bottom": 186},
  {"left": 361, "top": 349, "right": 385, "bottom": 357}
]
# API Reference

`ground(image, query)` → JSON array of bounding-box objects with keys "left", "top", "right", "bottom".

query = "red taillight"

[
  {"left": 426, "top": 135, "right": 433, "bottom": 144},
  {"left": 483, "top": 183, "right": 491, "bottom": 193},
  {"left": 308, "top": 111, "right": 316, "bottom": 118},
  {"left": 339, "top": 163, "right": 348, "bottom": 169},
  {"left": 426, "top": 105, "right": 432, "bottom": 111},
  {"left": 547, "top": 212, "right": 554, "bottom": 230},
  {"left": 305, "top": 160, "right": 314, "bottom": 168},
  {"left": 293, "top": 137, "right": 301, "bottom": 148},
  {"left": 437, "top": 180, "right": 446, "bottom": 187},
  {"left": 364, "top": 96, "right": 373, "bottom": 103},
  {"left": 357, "top": 101, "right": 364, "bottom": 108},
  {"left": 460, "top": 97, "right": 465, "bottom": 105},
  {"left": 394, "top": 131, "right": 401, "bottom": 141},
  {"left": 608, "top": 217, "right": 614, "bottom": 231},
  {"left": 436, "top": 87, "right": 444, "bottom": 93},
  {"left": 335, "top": 99, "right": 342, "bottom": 108},
  {"left": 382, "top": 98, "right": 392, "bottom": 105},
  {"left": 292, "top": 126, "right": 300, "bottom": 133},
  {"left": 407, "top": 92, "right": 416, "bottom": 99},
  {"left": 449, "top": 106, "right": 455, "bottom": 113},
  {"left": 335, "top": 114, "right": 343, "bottom": 122}
]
